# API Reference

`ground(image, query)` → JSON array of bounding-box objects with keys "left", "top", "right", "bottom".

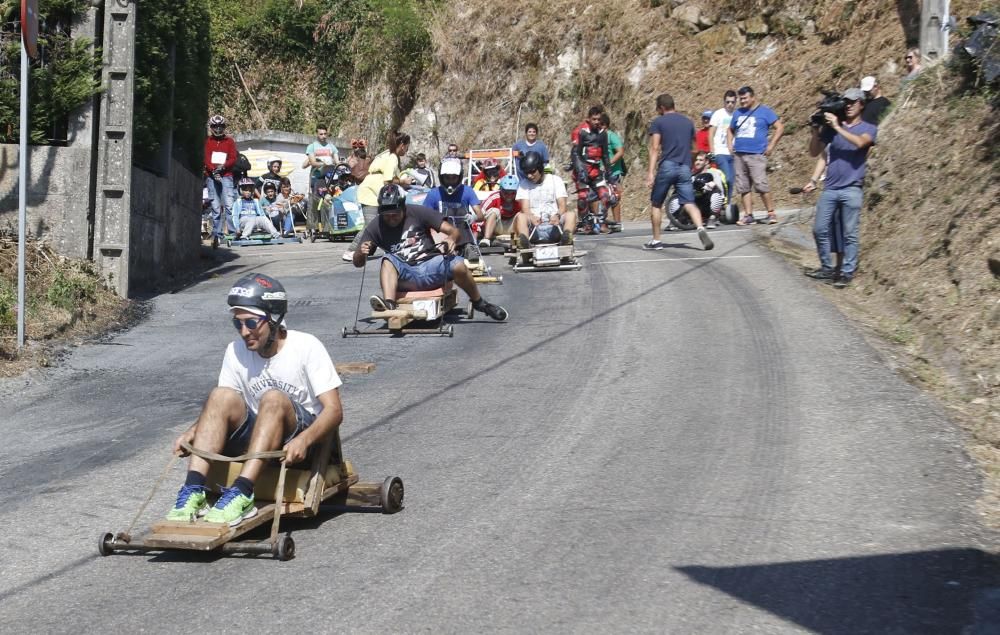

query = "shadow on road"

[{"left": 676, "top": 548, "right": 1000, "bottom": 633}]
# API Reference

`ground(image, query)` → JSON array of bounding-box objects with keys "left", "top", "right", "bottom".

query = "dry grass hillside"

[{"left": 337, "top": 0, "right": 1000, "bottom": 524}]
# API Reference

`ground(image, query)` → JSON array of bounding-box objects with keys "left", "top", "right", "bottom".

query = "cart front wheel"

[
  {"left": 275, "top": 534, "right": 296, "bottom": 561},
  {"left": 341, "top": 326, "right": 348, "bottom": 338},
  {"left": 97, "top": 532, "right": 115, "bottom": 557},
  {"left": 381, "top": 476, "right": 405, "bottom": 514}
]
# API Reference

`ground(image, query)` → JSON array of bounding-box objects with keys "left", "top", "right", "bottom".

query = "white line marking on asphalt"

[{"left": 590, "top": 255, "right": 763, "bottom": 265}]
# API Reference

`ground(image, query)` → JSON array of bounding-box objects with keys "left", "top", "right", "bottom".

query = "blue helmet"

[{"left": 499, "top": 174, "right": 519, "bottom": 191}]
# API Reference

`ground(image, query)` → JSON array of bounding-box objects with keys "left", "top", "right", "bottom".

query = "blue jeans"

[
  {"left": 385, "top": 253, "right": 464, "bottom": 291},
  {"left": 651, "top": 160, "right": 694, "bottom": 207},
  {"left": 814, "top": 186, "right": 862, "bottom": 277},
  {"left": 714, "top": 154, "right": 735, "bottom": 203},
  {"left": 206, "top": 176, "right": 236, "bottom": 236}
]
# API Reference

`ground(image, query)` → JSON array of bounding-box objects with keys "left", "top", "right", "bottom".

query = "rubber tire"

[
  {"left": 275, "top": 534, "right": 295, "bottom": 561},
  {"left": 341, "top": 326, "right": 348, "bottom": 338},
  {"left": 380, "top": 476, "right": 405, "bottom": 514},
  {"left": 670, "top": 209, "right": 696, "bottom": 231},
  {"left": 310, "top": 232, "right": 317, "bottom": 244},
  {"left": 467, "top": 302, "right": 474, "bottom": 319},
  {"left": 98, "top": 532, "right": 114, "bottom": 557},
  {"left": 721, "top": 202, "right": 740, "bottom": 225}
]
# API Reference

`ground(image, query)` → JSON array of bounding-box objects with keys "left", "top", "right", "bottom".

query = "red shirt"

[
  {"left": 481, "top": 191, "right": 522, "bottom": 219},
  {"left": 204, "top": 136, "right": 238, "bottom": 177},
  {"left": 695, "top": 128, "right": 711, "bottom": 153}
]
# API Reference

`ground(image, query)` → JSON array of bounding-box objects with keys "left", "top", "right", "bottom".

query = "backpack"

[{"left": 233, "top": 153, "right": 252, "bottom": 180}]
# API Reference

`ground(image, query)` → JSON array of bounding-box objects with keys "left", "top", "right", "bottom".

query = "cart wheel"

[
  {"left": 97, "top": 532, "right": 115, "bottom": 557},
  {"left": 341, "top": 326, "right": 349, "bottom": 338},
  {"left": 310, "top": 232, "right": 317, "bottom": 244},
  {"left": 274, "top": 534, "right": 295, "bottom": 561},
  {"left": 496, "top": 275, "right": 504, "bottom": 284},
  {"left": 380, "top": 476, "right": 404, "bottom": 514},
  {"left": 467, "top": 302, "right": 474, "bottom": 319},
  {"left": 447, "top": 325, "right": 455, "bottom": 338}
]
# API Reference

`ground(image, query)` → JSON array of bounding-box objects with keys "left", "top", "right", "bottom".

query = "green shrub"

[{"left": 46, "top": 269, "right": 96, "bottom": 311}]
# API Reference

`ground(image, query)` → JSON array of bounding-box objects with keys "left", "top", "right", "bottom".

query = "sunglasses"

[
  {"left": 725, "top": 100, "right": 736, "bottom": 104},
  {"left": 232, "top": 316, "right": 266, "bottom": 331},
  {"left": 905, "top": 55, "right": 914, "bottom": 60}
]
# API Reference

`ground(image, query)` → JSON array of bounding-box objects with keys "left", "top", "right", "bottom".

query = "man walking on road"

[
  {"left": 645, "top": 93, "right": 714, "bottom": 251},
  {"left": 727, "top": 86, "right": 784, "bottom": 225}
]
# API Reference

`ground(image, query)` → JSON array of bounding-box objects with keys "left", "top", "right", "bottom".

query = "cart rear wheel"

[
  {"left": 341, "top": 326, "right": 348, "bottom": 338},
  {"left": 310, "top": 232, "right": 317, "bottom": 243},
  {"left": 97, "top": 532, "right": 115, "bottom": 557},
  {"left": 380, "top": 476, "right": 404, "bottom": 514},
  {"left": 275, "top": 534, "right": 295, "bottom": 561},
  {"left": 447, "top": 325, "right": 454, "bottom": 338}
]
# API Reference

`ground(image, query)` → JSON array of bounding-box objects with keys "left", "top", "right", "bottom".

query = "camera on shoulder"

[{"left": 809, "top": 90, "right": 847, "bottom": 128}]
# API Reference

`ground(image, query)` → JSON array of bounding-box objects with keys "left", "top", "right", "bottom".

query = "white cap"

[
  {"left": 440, "top": 157, "right": 462, "bottom": 176},
  {"left": 230, "top": 305, "right": 267, "bottom": 317},
  {"left": 860, "top": 76, "right": 876, "bottom": 92}
]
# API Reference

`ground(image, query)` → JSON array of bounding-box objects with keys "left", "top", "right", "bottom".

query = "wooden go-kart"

[
  {"left": 98, "top": 365, "right": 404, "bottom": 561},
  {"left": 510, "top": 241, "right": 585, "bottom": 273},
  {"left": 343, "top": 283, "right": 458, "bottom": 338}
]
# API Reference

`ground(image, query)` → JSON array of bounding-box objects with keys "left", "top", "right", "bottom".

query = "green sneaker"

[
  {"left": 203, "top": 487, "right": 257, "bottom": 527},
  {"left": 165, "top": 485, "right": 208, "bottom": 522}
]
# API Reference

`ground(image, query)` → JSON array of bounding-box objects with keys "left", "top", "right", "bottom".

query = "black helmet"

[
  {"left": 227, "top": 273, "right": 287, "bottom": 325},
  {"left": 520, "top": 151, "right": 544, "bottom": 175},
  {"left": 377, "top": 184, "right": 406, "bottom": 213}
]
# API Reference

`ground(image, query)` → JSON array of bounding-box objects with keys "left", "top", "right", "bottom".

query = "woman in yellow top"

[{"left": 345, "top": 131, "right": 412, "bottom": 261}]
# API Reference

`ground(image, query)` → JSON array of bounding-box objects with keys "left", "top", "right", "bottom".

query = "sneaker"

[
  {"left": 474, "top": 300, "right": 508, "bottom": 321},
  {"left": 697, "top": 227, "right": 715, "bottom": 250},
  {"left": 643, "top": 240, "right": 665, "bottom": 250},
  {"left": 804, "top": 268, "right": 836, "bottom": 280},
  {"left": 706, "top": 215, "right": 718, "bottom": 229},
  {"left": 370, "top": 295, "right": 398, "bottom": 311},
  {"left": 517, "top": 233, "right": 531, "bottom": 250},
  {"left": 599, "top": 224, "right": 611, "bottom": 234},
  {"left": 203, "top": 487, "right": 257, "bottom": 527},
  {"left": 832, "top": 276, "right": 853, "bottom": 289},
  {"left": 342, "top": 250, "right": 354, "bottom": 262},
  {"left": 766, "top": 212, "right": 778, "bottom": 224},
  {"left": 560, "top": 231, "right": 574, "bottom": 246},
  {"left": 736, "top": 215, "right": 755, "bottom": 226},
  {"left": 479, "top": 238, "right": 491, "bottom": 248},
  {"left": 165, "top": 484, "right": 208, "bottom": 522}
]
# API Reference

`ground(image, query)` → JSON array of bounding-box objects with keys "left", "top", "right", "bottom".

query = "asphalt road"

[{"left": 1, "top": 221, "right": 997, "bottom": 633}]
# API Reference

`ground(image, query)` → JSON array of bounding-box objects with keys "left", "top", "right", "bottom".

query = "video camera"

[{"left": 809, "top": 90, "right": 848, "bottom": 128}]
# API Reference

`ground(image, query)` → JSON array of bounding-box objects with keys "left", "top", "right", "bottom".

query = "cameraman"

[{"left": 802, "top": 87, "right": 877, "bottom": 289}]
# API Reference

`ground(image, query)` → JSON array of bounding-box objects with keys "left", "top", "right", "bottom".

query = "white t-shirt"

[
  {"left": 709, "top": 108, "right": 734, "bottom": 155},
  {"left": 515, "top": 174, "right": 567, "bottom": 220},
  {"left": 218, "top": 330, "right": 342, "bottom": 417}
]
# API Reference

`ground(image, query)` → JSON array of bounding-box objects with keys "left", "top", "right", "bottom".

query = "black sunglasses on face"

[{"left": 232, "top": 316, "right": 266, "bottom": 331}]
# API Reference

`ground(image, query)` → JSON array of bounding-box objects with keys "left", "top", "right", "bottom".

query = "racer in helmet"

[
  {"left": 570, "top": 105, "right": 613, "bottom": 234},
  {"left": 334, "top": 163, "right": 355, "bottom": 191},
  {"left": 422, "top": 157, "right": 482, "bottom": 258},
  {"left": 232, "top": 177, "right": 280, "bottom": 239},
  {"left": 472, "top": 158, "right": 505, "bottom": 192},
  {"left": 166, "top": 273, "right": 345, "bottom": 525},
  {"left": 512, "top": 151, "right": 575, "bottom": 247},
  {"left": 479, "top": 174, "right": 522, "bottom": 248},
  {"left": 204, "top": 114, "right": 239, "bottom": 239},
  {"left": 255, "top": 155, "right": 283, "bottom": 195},
  {"left": 352, "top": 184, "right": 508, "bottom": 321}
]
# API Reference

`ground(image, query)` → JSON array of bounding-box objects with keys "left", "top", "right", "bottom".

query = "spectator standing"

[
  {"left": 203, "top": 115, "right": 239, "bottom": 242},
  {"left": 645, "top": 93, "right": 714, "bottom": 251},
  {"left": 345, "top": 130, "right": 411, "bottom": 261},
  {"left": 709, "top": 90, "right": 737, "bottom": 205},
  {"left": 404, "top": 153, "right": 437, "bottom": 188},
  {"left": 860, "top": 76, "right": 891, "bottom": 125},
  {"left": 727, "top": 85, "right": 784, "bottom": 225},
  {"left": 802, "top": 87, "right": 877, "bottom": 288},
  {"left": 512, "top": 123, "right": 551, "bottom": 179},
  {"left": 695, "top": 111, "right": 712, "bottom": 153},
  {"left": 600, "top": 112, "right": 626, "bottom": 226},
  {"left": 901, "top": 48, "right": 923, "bottom": 86},
  {"left": 348, "top": 139, "right": 371, "bottom": 183},
  {"left": 444, "top": 143, "right": 461, "bottom": 159}
]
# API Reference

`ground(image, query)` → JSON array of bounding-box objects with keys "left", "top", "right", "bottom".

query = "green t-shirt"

[{"left": 607, "top": 130, "right": 625, "bottom": 177}]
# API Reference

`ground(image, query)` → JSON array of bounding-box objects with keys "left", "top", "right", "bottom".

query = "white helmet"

[
  {"left": 267, "top": 156, "right": 282, "bottom": 168},
  {"left": 440, "top": 158, "right": 462, "bottom": 177}
]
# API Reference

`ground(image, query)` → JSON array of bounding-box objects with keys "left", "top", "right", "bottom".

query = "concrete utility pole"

[
  {"left": 92, "top": 0, "right": 136, "bottom": 297},
  {"left": 920, "top": 0, "right": 952, "bottom": 62}
]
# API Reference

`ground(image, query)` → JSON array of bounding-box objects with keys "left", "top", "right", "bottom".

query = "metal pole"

[{"left": 17, "top": 40, "right": 28, "bottom": 349}]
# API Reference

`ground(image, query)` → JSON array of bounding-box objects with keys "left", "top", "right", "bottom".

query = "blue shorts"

[
  {"left": 651, "top": 160, "right": 695, "bottom": 207},
  {"left": 528, "top": 223, "right": 562, "bottom": 244},
  {"left": 224, "top": 394, "right": 315, "bottom": 456},
  {"left": 385, "top": 253, "right": 463, "bottom": 291}
]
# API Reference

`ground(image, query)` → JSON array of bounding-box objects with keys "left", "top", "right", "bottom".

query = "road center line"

[{"left": 589, "top": 254, "right": 763, "bottom": 265}]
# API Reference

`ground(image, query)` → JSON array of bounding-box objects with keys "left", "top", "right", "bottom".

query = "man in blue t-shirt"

[
  {"left": 422, "top": 157, "right": 482, "bottom": 259},
  {"left": 727, "top": 86, "right": 784, "bottom": 225},
  {"left": 801, "top": 87, "right": 877, "bottom": 289},
  {"left": 512, "top": 123, "right": 550, "bottom": 179},
  {"left": 644, "top": 93, "right": 714, "bottom": 251}
]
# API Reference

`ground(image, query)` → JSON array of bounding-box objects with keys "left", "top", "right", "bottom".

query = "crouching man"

[
  {"left": 167, "top": 273, "right": 343, "bottom": 526},
  {"left": 354, "top": 184, "right": 509, "bottom": 321}
]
